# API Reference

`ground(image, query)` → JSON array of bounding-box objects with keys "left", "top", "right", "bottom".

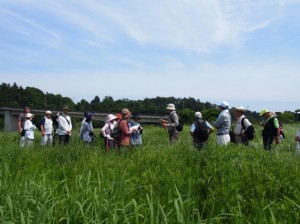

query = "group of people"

[
  {"left": 98, "top": 109, "right": 143, "bottom": 149},
  {"left": 16, "top": 102, "right": 300, "bottom": 151},
  {"left": 17, "top": 106, "right": 143, "bottom": 149},
  {"left": 161, "top": 101, "right": 295, "bottom": 151},
  {"left": 18, "top": 105, "right": 72, "bottom": 148}
]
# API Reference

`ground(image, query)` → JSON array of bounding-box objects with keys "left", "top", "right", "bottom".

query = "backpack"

[
  {"left": 110, "top": 120, "right": 122, "bottom": 140},
  {"left": 170, "top": 113, "right": 183, "bottom": 132},
  {"left": 241, "top": 117, "right": 255, "bottom": 141},
  {"left": 194, "top": 119, "right": 209, "bottom": 141}
]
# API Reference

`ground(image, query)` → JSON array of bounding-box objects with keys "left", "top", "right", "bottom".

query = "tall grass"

[{"left": 0, "top": 124, "right": 300, "bottom": 223}]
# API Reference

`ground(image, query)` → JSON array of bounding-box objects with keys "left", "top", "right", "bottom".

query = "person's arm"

[
  {"left": 18, "top": 115, "right": 23, "bottom": 134},
  {"left": 57, "top": 116, "right": 67, "bottom": 133},
  {"left": 274, "top": 118, "right": 280, "bottom": 144},
  {"left": 206, "top": 121, "right": 215, "bottom": 135},
  {"left": 190, "top": 123, "right": 195, "bottom": 137},
  {"left": 18, "top": 120, "right": 22, "bottom": 134},
  {"left": 244, "top": 118, "right": 252, "bottom": 129},
  {"left": 120, "top": 120, "right": 133, "bottom": 135},
  {"left": 80, "top": 123, "right": 87, "bottom": 139},
  {"left": 101, "top": 124, "right": 109, "bottom": 137},
  {"left": 167, "top": 113, "right": 179, "bottom": 127},
  {"left": 40, "top": 118, "right": 45, "bottom": 136},
  {"left": 213, "top": 115, "right": 223, "bottom": 128},
  {"left": 69, "top": 117, "right": 72, "bottom": 132}
]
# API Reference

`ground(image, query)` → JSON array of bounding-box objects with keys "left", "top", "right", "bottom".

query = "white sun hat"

[{"left": 166, "top": 104, "right": 176, "bottom": 110}]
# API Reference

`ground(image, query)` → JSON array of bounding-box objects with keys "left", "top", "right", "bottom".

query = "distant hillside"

[{"left": 0, "top": 82, "right": 270, "bottom": 123}]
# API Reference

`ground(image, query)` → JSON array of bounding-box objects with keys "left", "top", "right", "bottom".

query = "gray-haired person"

[{"left": 190, "top": 112, "right": 214, "bottom": 149}]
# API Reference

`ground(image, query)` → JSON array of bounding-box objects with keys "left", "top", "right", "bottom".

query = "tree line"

[{"left": 0, "top": 82, "right": 297, "bottom": 124}]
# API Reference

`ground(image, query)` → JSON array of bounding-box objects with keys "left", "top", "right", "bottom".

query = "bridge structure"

[{"left": 0, "top": 107, "right": 163, "bottom": 132}]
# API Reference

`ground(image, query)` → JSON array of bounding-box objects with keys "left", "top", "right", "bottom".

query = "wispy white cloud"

[
  {"left": 3, "top": 0, "right": 295, "bottom": 54},
  {"left": 0, "top": 8, "right": 61, "bottom": 45},
  {"left": 1, "top": 0, "right": 300, "bottom": 112}
]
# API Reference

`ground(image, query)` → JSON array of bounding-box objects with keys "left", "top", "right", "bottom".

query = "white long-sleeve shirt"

[
  {"left": 101, "top": 122, "right": 115, "bottom": 139},
  {"left": 24, "top": 119, "right": 36, "bottom": 139},
  {"left": 234, "top": 115, "right": 252, "bottom": 135},
  {"left": 57, "top": 114, "right": 72, "bottom": 135}
]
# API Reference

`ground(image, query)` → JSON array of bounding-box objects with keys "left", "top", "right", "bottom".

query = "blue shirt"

[
  {"left": 190, "top": 121, "right": 213, "bottom": 132},
  {"left": 129, "top": 120, "right": 143, "bottom": 145}
]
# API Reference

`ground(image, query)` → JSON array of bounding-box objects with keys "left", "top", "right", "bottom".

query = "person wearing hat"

[
  {"left": 190, "top": 112, "right": 214, "bottom": 149},
  {"left": 18, "top": 106, "right": 30, "bottom": 147},
  {"left": 21, "top": 113, "right": 36, "bottom": 148},
  {"left": 57, "top": 105, "right": 72, "bottom": 145},
  {"left": 129, "top": 114, "right": 143, "bottom": 146},
  {"left": 259, "top": 109, "right": 280, "bottom": 150},
  {"left": 80, "top": 112, "right": 95, "bottom": 145},
  {"left": 101, "top": 114, "right": 118, "bottom": 149},
  {"left": 117, "top": 108, "right": 136, "bottom": 148},
  {"left": 213, "top": 101, "right": 231, "bottom": 145},
  {"left": 234, "top": 106, "right": 252, "bottom": 145},
  {"left": 161, "top": 103, "right": 180, "bottom": 144},
  {"left": 40, "top": 110, "right": 54, "bottom": 146}
]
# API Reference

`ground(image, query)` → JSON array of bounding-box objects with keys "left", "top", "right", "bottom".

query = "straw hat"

[
  {"left": 62, "top": 105, "right": 70, "bottom": 110},
  {"left": 121, "top": 108, "right": 131, "bottom": 118}
]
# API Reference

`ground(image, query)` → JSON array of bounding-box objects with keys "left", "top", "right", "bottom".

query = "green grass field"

[{"left": 1, "top": 124, "right": 300, "bottom": 223}]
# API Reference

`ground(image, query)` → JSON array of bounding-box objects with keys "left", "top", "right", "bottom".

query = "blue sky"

[{"left": 1, "top": 0, "right": 300, "bottom": 112}]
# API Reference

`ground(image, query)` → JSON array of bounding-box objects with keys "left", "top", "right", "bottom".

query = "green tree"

[
  {"left": 278, "top": 111, "right": 295, "bottom": 123},
  {"left": 179, "top": 108, "right": 195, "bottom": 124}
]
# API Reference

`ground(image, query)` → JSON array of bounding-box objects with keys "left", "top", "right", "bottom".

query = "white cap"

[
  {"left": 166, "top": 103, "right": 176, "bottom": 110},
  {"left": 26, "top": 113, "right": 34, "bottom": 118},
  {"left": 195, "top": 111, "right": 202, "bottom": 118},
  {"left": 45, "top": 110, "right": 52, "bottom": 114},
  {"left": 219, "top": 101, "right": 229, "bottom": 109}
]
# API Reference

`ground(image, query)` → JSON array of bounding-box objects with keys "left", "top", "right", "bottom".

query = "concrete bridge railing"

[{"left": 0, "top": 107, "right": 163, "bottom": 132}]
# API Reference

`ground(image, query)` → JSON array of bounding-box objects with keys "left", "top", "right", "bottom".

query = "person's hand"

[
  {"left": 275, "top": 137, "right": 280, "bottom": 144},
  {"left": 42, "top": 132, "right": 45, "bottom": 137},
  {"left": 162, "top": 122, "right": 168, "bottom": 129}
]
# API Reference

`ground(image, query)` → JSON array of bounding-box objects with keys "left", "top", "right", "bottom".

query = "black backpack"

[
  {"left": 194, "top": 119, "right": 209, "bottom": 141},
  {"left": 241, "top": 117, "right": 255, "bottom": 141},
  {"left": 170, "top": 113, "right": 183, "bottom": 132}
]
